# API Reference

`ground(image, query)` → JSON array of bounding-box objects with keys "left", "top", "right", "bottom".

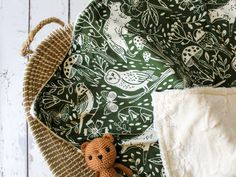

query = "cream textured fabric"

[{"left": 152, "top": 88, "right": 236, "bottom": 177}]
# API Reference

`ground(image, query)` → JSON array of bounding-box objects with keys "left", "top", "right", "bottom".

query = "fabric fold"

[{"left": 152, "top": 87, "right": 236, "bottom": 177}]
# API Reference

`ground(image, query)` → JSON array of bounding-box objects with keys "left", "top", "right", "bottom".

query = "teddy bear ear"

[
  {"left": 103, "top": 133, "right": 114, "bottom": 143},
  {"left": 81, "top": 142, "right": 89, "bottom": 153}
]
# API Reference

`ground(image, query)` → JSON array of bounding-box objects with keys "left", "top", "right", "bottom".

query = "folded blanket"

[{"left": 152, "top": 87, "right": 236, "bottom": 177}]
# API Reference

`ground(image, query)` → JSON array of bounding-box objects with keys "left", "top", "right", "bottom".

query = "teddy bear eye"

[
  {"left": 105, "top": 147, "right": 110, "bottom": 153},
  {"left": 88, "top": 155, "right": 92, "bottom": 160}
]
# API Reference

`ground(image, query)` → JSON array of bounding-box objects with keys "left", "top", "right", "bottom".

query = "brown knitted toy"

[{"left": 81, "top": 134, "right": 133, "bottom": 177}]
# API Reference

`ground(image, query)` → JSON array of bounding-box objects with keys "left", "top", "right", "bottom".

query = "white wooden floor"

[{"left": 0, "top": 0, "right": 91, "bottom": 176}]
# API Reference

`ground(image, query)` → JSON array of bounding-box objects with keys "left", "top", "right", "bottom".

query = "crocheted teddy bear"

[{"left": 81, "top": 134, "right": 133, "bottom": 177}]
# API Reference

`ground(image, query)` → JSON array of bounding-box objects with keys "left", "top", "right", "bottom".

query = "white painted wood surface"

[{"left": 0, "top": 0, "right": 92, "bottom": 176}]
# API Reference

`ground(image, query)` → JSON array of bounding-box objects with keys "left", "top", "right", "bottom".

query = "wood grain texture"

[
  {"left": 29, "top": 0, "right": 68, "bottom": 50},
  {"left": 0, "top": 0, "right": 90, "bottom": 176},
  {"left": 0, "top": 0, "right": 28, "bottom": 176},
  {"left": 70, "top": 0, "right": 93, "bottom": 23}
]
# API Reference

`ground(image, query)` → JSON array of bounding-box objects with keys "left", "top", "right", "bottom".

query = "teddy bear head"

[{"left": 81, "top": 134, "right": 117, "bottom": 171}]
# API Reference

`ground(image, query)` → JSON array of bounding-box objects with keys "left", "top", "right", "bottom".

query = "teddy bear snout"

[{"left": 98, "top": 154, "right": 103, "bottom": 160}]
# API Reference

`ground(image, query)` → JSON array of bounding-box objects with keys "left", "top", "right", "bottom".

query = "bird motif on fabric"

[
  {"left": 74, "top": 83, "right": 94, "bottom": 134},
  {"left": 104, "top": 69, "right": 157, "bottom": 92},
  {"left": 193, "top": 29, "right": 233, "bottom": 57}
]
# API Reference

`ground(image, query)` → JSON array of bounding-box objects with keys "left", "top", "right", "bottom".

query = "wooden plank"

[
  {"left": 0, "top": 0, "right": 28, "bottom": 176},
  {"left": 28, "top": 0, "right": 69, "bottom": 176},
  {"left": 70, "top": 0, "right": 93, "bottom": 23},
  {"left": 29, "top": 0, "right": 69, "bottom": 50},
  {"left": 27, "top": 135, "right": 54, "bottom": 177}
]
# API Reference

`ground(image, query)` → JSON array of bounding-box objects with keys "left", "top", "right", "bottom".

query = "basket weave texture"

[{"left": 23, "top": 24, "right": 95, "bottom": 177}]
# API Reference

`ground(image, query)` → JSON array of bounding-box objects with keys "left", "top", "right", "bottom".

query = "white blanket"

[{"left": 152, "top": 87, "right": 236, "bottom": 177}]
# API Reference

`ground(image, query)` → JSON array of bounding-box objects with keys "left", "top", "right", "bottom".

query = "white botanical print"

[
  {"left": 193, "top": 28, "right": 232, "bottom": 57},
  {"left": 175, "top": 0, "right": 195, "bottom": 11},
  {"left": 48, "top": 104, "right": 70, "bottom": 125},
  {"left": 101, "top": 90, "right": 119, "bottom": 115},
  {"left": 84, "top": 119, "right": 108, "bottom": 139},
  {"left": 75, "top": 34, "right": 116, "bottom": 65},
  {"left": 121, "top": 126, "right": 158, "bottom": 164},
  {"left": 42, "top": 92, "right": 71, "bottom": 109}
]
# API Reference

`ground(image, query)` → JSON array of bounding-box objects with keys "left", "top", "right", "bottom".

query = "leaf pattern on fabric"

[{"left": 33, "top": 0, "right": 236, "bottom": 176}]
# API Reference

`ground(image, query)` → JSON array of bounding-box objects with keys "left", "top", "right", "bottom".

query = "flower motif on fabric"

[
  {"left": 48, "top": 104, "right": 70, "bottom": 125},
  {"left": 84, "top": 120, "right": 108, "bottom": 139},
  {"left": 175, "top": 0, "right": 195, "bottom": 11}
]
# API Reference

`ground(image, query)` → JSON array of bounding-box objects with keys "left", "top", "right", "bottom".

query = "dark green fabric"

[{"left": 33, "top": 0, "right": 236, "bottom": 176}]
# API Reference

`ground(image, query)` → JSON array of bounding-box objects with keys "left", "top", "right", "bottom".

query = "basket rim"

[{"left": 22, "top": 24, "right": 94, "bottom": 176}]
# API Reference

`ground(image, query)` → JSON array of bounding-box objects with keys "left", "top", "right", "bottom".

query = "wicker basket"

[{"left": 21, "top": 17, "right": 94, "bottom": 177}]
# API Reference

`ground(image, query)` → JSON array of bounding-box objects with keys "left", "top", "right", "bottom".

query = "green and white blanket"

[{"left": 32, "top": 0, "right": 236, "bottom": 176}]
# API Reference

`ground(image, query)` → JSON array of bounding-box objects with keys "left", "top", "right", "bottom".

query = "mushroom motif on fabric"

[
  {"left": 63, "top": 54, "right": 83, "bottom": 79},
  {"left": 133, "top": 36, "right": 173, "bottom": 65},
  {"left": 182, "top": 46, "right": 212, "bottom": 81},
  {"left": 143, "top": 51, "right": 166, "bottom": 63},
  {"left": 182, "top": 46, "right": 203, "bottom": 67},
  {"left": 193, "top": 29, "right": 232, "bottom": 57},
  {"left": 63, "top": 54, "right": 99, "bottom": 85},
  {"left": 133, "top": 36, "right": 147, "bottom": 50}
]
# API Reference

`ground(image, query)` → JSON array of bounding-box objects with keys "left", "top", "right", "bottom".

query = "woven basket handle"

[{"left": 20, "top": 17, "right": 65, "bottom": 57}]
